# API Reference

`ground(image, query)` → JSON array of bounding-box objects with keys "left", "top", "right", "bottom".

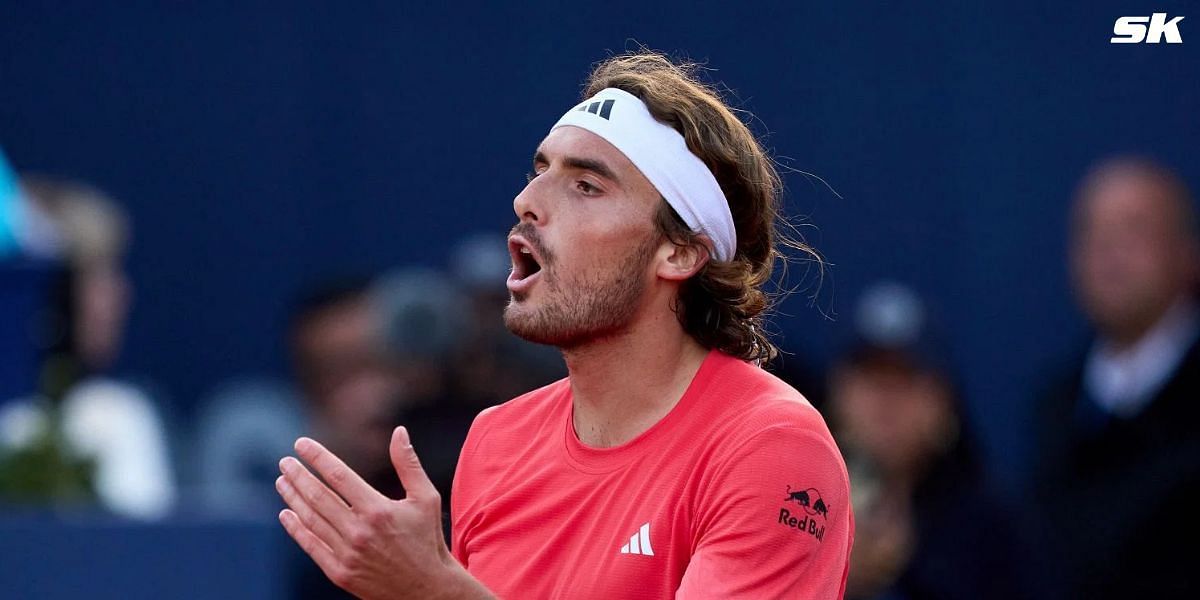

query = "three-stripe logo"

[
  {"left": 575, "top": 98, "right": 616, "bottom": 120},
  {"left": 618, "top": 522, "right": 654, "bottom": 556}
]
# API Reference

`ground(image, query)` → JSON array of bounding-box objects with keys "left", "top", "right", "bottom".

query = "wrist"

[{"left": 428, "top": 554, "right": 495, "bottom": 600}]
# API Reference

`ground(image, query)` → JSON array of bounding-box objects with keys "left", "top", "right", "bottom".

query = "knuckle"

[
  {"left": 347, "top": 527, "right": 372, "bottom": 551},
  {"left": 416, "top": 492, "right": 441, "bottom": 514},
  {"left": 364, "top": 506, "right": 390, "bottom": 527},
  {"left": 328, "top": 564, "right": 353, "bottom": 588},
  {"left": 295, "top": 480, "right": 320, "bottom": 504},
  {"left": 328, "top": 466, "right": 349, "bottom": 486}
]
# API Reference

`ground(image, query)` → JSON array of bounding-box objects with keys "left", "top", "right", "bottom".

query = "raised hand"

[{"left": 276, "top": 426, "right": 493, "bottom": 600}]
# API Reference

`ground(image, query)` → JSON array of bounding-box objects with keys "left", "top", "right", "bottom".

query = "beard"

[{"left": 504, "top": 232, "right": 659, "bottom": 348}]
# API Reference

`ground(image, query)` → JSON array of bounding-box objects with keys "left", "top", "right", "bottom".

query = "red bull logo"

[{"left": 777, "top": 485, "right": 828, "bottom": 541}]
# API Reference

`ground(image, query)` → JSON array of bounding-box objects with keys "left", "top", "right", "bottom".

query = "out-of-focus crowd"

[{"left": 1, "top": 148, "right": 1197, "bottom": 599}]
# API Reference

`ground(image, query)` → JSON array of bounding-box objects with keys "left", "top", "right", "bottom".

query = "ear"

[{"left": 656, "top": 237, "right": 711, "bottom": 282}]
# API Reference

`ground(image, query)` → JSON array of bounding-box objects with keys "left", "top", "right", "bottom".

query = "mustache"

[{"left": 509, "top": 222, "right": 553, "bottom": 265}]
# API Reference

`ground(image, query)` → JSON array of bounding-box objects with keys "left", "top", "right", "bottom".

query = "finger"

[
  {"left": 389, "top": 426, "right": 439, "bottom": 502},
  {"left": 276, "top": 475, "right": 348, "bottom": 555},
  {"left": 279, "top": 455, "right": 356, "bottom": 532},
  {"left": 293, "top": 437, "right": 383, "bottom": 509},
  {"left": 279, "top": 509, "right": 343, "bottom": 581}
]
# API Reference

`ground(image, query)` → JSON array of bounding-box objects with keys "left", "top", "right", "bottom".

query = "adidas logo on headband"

[{"left": 574, "top": 98, "right": 616, "bottom": 120}]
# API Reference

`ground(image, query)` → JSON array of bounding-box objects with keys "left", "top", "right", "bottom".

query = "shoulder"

[
  {"left": 452, "top": 378, "right": 570, "bottom": 516},
  {"left": 677, "top": 358, "right": 853, "bottom": 598},
  {"left": 703, "top": 354, "right": 837, "bottom": 456},
  {"left": 461, "top": 377, "right": 570, "bottom": 456},
  {"left": 690, "top": 355, "right": 849, "bottom": 514}
]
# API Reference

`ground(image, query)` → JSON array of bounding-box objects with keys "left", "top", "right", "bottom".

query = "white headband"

[{"left": 550, "top": 88, "right": 737, "bottom": 262}]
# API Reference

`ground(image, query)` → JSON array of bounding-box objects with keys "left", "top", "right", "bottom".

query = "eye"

[{"left": 577, "top": 180, "right": 598, "bottom": 194}]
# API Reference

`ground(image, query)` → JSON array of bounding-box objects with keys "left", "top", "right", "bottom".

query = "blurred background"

[{"left": 1, "top": 2, "right": 1197, "bottom": 599}]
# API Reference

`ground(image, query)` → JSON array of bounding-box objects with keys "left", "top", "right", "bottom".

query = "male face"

[
  {"left": 504, "top": 126, "right": 665, "bottom": 347},
  {"left": 831, "top": 361, "right": 952, "bottom": 476},
  {"left": 292, "top": 297, "right": 405, "bottom": 474},
  {"left": 1070, "top": 167, "right": 1197, "bottom": 344}
]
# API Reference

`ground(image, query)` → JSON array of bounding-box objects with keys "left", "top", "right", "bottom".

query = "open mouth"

[
  {"left": 514, "top": 245, "right": 541, "bottom": 279},
  {"left": 507, "top": 236, "right": 544, "bottom": 292}
]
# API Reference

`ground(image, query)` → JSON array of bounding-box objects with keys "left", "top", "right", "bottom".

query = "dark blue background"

[{"left": 2, "top": 1, "right": 1196, "bottom": 491}]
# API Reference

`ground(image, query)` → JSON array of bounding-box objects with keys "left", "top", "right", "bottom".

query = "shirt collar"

[{"left": 1084, "top": 296, "right": 1200, "bottom": 417}]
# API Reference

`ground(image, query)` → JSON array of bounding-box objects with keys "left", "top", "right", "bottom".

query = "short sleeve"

[{"left": 676, "top": 423, "right": 853, "bottom": 599}]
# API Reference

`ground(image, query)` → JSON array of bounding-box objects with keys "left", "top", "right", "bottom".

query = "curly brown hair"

[{"left": 583, "top": 51, "right": 819, "bottom": 363}]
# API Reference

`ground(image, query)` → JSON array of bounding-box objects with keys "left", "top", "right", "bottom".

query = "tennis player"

[{"left": 277, "top": 51, "right": 853, "bottom": 599}]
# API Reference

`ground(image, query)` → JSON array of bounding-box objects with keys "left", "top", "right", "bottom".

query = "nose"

[{"left": 513, "top": 178, "right": 542, "bottom": 224}]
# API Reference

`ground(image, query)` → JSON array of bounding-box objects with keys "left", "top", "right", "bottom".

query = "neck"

[
  {"left": 563, "top": 310, "right": 709, "bottom": 448},
  {"left": 1105, "top": 294, "right": 1195, "bottom": 352}
]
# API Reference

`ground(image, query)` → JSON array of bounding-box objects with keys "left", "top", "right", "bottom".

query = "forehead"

[
  {"left": 537, "top": 126, "right": 620, "bottom": 160},
  {"left": 537, "top": 126, "right": 656, "bottom": 190},
  {"left": 297, "top": 299, "right": 372, "bottom": 346},
  {"left": 1078, "top": 171, "right": 1179, "bottom": 228}
]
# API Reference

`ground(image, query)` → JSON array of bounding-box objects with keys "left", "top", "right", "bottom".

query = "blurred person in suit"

[
  {"left": 1032, "top": 157, "right": 1200, "bottom": 599},
  {"left": 834, "top": 283, "right": 1026, "bottom": 600}
]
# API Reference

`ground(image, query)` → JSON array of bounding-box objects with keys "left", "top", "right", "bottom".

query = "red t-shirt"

[{"left": 451, "top": 350, "right": 853, "bottom": 599}]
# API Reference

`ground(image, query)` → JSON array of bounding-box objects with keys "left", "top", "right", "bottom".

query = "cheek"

[{"left": 549, "top": 222, "right": 653, "bottom": 274}]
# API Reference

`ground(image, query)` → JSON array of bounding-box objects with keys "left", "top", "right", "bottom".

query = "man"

[
  {"left": 832, "top": 283, "right": 1028, "bottom": 600},
  {"left": 288, "top": 277, "right": 414, "bottom": 502},
  {"left": 1032, "top": 157, "right": 1200, "bottom": 599},
  {"left": 276, "top": 52, "right": 853, "bottom": 599},
  {"left": 0, "top": 175, "right": 175, "bottom": 519}
]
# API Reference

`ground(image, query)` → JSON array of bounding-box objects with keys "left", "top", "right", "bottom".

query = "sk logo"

[{"left": 1111, "top": 14, "right": 1185, "bottom": 44}]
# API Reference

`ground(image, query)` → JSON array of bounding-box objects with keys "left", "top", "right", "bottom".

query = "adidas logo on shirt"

[{"left": 618, "top": 523, "right": 654, "bottom": 556}]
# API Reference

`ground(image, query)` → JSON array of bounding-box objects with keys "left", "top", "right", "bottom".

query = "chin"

[
  {"left": 503, "top": 303, "right": 542, "bottom": 341},
  {"left": 503, "top": 305, "right": 580, "bottom": 348}
]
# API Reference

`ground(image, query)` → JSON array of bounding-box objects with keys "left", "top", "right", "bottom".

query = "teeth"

[{"left": 519, "top": 247, "right": 532, "bottom": 254}]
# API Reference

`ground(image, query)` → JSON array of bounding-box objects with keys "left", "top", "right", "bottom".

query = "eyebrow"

[{"left": 533, "top": 150, "right": 620, "bottom": 184}]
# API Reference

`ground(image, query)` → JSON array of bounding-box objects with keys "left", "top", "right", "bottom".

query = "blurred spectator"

[
  {"left": 192, "top": 276, "right": 408, "bottom": 521},
  {"left": 194, "top": 267, "right": 487, "bottom": 514},
  {"left": 833, "top": 283, "right": 1026, "bottom": 600},
  {"left": 280, "top": 264, "right": 543, "bottom": 599},
  {"left": 0, "top": 175, "right": 174, "bottom": 519},
  {"left": 195, "top": 245, "right": 565, "bottom": 598},
  {"left": 197, "top": 273, "right": 440, "bottom": 600},
  {"left": 1032, "top": 157, "right": 1200, "bottom": 598},
  {"left": 192, "top": 377, "right": 305, "bottom": 516},
  {"left": 290, "top": 276, "right": 415, "bottom": 500},
  {"left": 284, "top": 275, "right": 417, "bottom": 600},
  {"left": 370, "top": 268, "right": 473, "bottom": 503}
]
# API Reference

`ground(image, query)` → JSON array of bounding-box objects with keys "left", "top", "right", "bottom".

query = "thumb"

[{"left": 390, "top": 426, "right": 438, "bottom": 502}]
